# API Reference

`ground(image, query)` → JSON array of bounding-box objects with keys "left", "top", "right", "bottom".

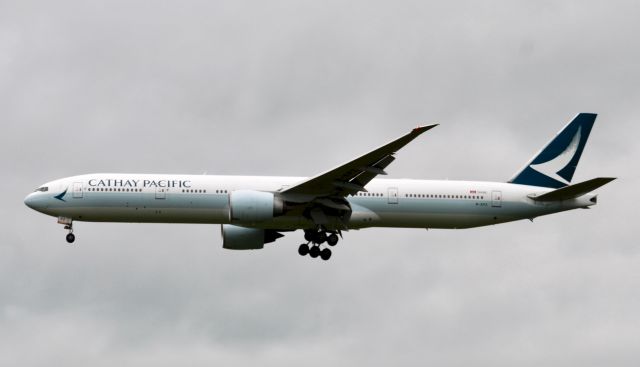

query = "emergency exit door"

[
  {"left": 491, "top": 191, "right": 502, "bottom": 207},
  {"left": 388, "top": 187, "right": 398, "bottom": 204}
]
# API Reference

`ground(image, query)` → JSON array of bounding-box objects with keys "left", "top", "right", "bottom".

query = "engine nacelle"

[
  {"left": 221, "top": 224, "right": 283, "bottom": 250},
  {"left": 229, "top": 190, "right": 284, "bottom": 224}
]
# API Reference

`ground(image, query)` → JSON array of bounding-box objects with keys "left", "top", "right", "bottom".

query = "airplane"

[{"left": 24, "top": 113, "right": 614, "bottom": 261}]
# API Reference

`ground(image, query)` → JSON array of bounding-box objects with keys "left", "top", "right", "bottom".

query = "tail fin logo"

[
  {"left": 508, "top": 113, "right": 597, "bottom": 189},
  {"left": 529, "top": 126, "right": 581, "bottom": 185}
]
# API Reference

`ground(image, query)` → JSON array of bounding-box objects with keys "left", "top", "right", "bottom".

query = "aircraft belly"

[
  {"left": 59, "top": 193, "right": 231, "bottom": 224},
  {"left": 62, "top": 207, "right": 230, "bottom": 224},
  {"left": 350, "top": 198, "right": 533, "bottom": 229},
  {"left": 376, "top": 212, "right": 499, "bottom": 229}
]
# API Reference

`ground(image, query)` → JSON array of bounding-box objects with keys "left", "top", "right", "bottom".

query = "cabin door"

[
  {"left": 72, "top": 182, "right": 84, "bottom": 198},
  {"left": 388, "top": 187, "right": 399, "bottom": 204},
  {"left": 491, "top": 191, "right": 502, "bottom": 207}
]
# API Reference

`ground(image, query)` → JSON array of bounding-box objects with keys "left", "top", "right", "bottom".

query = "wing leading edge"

[{"left": 280, "top": 124, "right": 438, "bottom": 202}]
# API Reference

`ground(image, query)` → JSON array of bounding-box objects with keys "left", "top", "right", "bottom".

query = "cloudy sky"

[{"left": 1, "top": 0, "right": 638, "bottom": 365}]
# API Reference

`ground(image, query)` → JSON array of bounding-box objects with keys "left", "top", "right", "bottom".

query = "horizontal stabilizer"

[{"left": 529, "top": 177, "right": 616, "bottom": 201}]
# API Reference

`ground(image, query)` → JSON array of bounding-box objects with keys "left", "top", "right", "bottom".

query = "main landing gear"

[
  {"left": 298, "top": 228, "right": 340, "bottom": 261},
  {"left": 58, "top": 217, "right": 75, "bottom": 244}
]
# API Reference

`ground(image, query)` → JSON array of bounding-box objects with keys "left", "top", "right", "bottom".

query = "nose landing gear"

[
  {"left": 58, "top": 217, "right": 75, "bottom": 244},
  {"left": 298, "top": 228, "right": 340, "bottom": 261}
]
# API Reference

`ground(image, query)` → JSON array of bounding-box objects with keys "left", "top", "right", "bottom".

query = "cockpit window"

[{"left": 35, "top": 186, "right": 49, "bottom": 192}]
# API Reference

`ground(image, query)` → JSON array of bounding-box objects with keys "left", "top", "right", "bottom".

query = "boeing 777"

[{"left": 24, "top": 113, "right": 614, "bottom": 260}]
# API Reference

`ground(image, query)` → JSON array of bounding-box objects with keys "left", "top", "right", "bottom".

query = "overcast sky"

[{"left": 1, "top": 1, "right": 638, "bottom": 366}]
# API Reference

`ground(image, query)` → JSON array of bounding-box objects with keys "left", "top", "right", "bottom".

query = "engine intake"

[{"left": 229, "top": 190, "right": 284, "bottom": 224}]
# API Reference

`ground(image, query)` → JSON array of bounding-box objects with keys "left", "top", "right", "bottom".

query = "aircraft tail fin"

[
  {"left": 528, "top": 177, "right": 616, "bottom": 202},
  {"left": 509, "top": 113, "right": 597, "bottom": 188}
]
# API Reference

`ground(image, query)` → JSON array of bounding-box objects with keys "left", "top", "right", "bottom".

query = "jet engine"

[
  {"left": 229, "top": 190, "right": 284, "bottom": 224},
  {"left": 221, "top": 224, "right": 283, "bottom": 250}
]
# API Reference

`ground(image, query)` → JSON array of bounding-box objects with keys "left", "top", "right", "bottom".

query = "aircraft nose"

[{"left": 24, "top": 193, "right": 38, "bottom": 210}]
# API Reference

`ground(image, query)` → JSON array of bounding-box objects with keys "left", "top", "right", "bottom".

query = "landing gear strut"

[
  {"left": 58, "top": 217, "right": 75, "bottom": 244},
  {"left": 298, "top": 228, "right": 340, "bottom": 261}
]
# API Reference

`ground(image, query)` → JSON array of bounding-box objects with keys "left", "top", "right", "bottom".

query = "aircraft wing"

[{"left": 280, "top": 124, "right": 438, "bottom": 202}]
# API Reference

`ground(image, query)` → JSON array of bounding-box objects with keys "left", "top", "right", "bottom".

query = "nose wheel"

[
  {"left": 58, "top": 217, "right": 75, "bottom": 244},
  {"left": 298, "top": 228, "right": 340, "bottom": 261}
]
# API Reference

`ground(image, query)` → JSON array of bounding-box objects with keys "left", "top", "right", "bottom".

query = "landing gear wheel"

[
  {"left": 309, "top": 245, "right": 320, "bottom": 258},
  {"left": 298, "top": 243, "right": 309, "bottom": 256},
  {"left": 315, "top": 231, "right": 327, "bottom": 244},
  {"left": 66, "top": 233, "right": 75, "bottom": 244},
  {"left": 320, "top": 248, "right": 332, "bottom": 261},
  {"left": 304, "top": 231, "right": 314, "bottom": 242},
  {"left": 327, "top": 233, "right": 339, "bottom": 246}
]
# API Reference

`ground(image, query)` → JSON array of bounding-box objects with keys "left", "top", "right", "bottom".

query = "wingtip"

[
  {"left": 412, "top": 124, "right": 439, "bottom": 134},
  {"left": 595, "top": 177, "right": 617, "bottom": 182}
]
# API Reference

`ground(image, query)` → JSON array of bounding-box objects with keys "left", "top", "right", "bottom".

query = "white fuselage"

[{"left": 24, "top": 173, "right": 596, "bottom": 230}]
